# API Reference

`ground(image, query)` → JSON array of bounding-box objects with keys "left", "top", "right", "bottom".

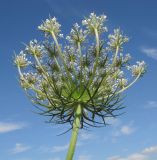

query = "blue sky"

[{"left": 0, "top": 0, "right": 157, "bottom": 160}]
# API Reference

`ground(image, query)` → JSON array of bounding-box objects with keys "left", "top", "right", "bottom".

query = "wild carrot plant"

[{"left": 14, "top": 13, "right": 146, "bottom": 160}]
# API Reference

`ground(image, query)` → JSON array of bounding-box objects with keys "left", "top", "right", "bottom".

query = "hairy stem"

[{"left": 66, "top": 104, "right": 82, "bottom": 160}]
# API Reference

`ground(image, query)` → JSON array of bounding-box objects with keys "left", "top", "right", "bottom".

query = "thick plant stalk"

[{"left": 66, "top": 104, "right": 82, "bottom": 160}]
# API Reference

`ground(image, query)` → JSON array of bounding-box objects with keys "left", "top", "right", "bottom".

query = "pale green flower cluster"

[
  {"left": 25, "top": 39, "right": 45, "bottom": 57},
  {"left": 14, "top": 13, "right": 146, "bottom": 128},
  {"left": 14, "top": 51, "right": 31, "bottom": 68},
  {"left": 38, "top": 17, "right": 61, "bottom": 37},
  {"left": 66, "top": 23, "right": 87, "bottom": 45},
  {"left": 20, "top": 73, "right": 38, "bottom": 89},
  {"left": 82, "top": 12, "right": 107, "bottom": 34},
  {"left": 108, "top": 28, "right": 129, "bottom": 51},
  {"left": 127, "top": 61, "right": 146, "bottom": 77}
]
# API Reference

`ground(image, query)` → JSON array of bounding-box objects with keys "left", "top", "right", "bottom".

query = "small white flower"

[
  {"left": 58, "top": 34, "right": 64, "bottom": 38},
  {"left": 14, "top": 51, "right": 31, "bottom": 68}
]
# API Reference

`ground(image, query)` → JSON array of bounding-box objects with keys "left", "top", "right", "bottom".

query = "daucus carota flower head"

[
  {"left": 66, "top": 23, "right": 87, "bottom": 45},
  {"left": 127, "top": 61, "right": 146, "bottom": 77},
  {"left": 14, "top": 51, "right": 31, "bottom": 68},
  {"left": 14, "top": 13, "right": 146, "bottom": 130},
  {"left": 108, "top": 28, "right": 129, "bottom": 51},
  {"left": 25, "top": 39, "right": 45, "bottom": 57},
  {"left": 38, "top": 17, "right": 61, "bottom": 37},
  {"left": 82, "top": 12, "right": 107, "bottom": 34}
]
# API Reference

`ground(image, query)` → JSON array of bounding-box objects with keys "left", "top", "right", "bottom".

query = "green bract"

[{"left": 14, "top": 13, "right": 146, "bottom": 160}]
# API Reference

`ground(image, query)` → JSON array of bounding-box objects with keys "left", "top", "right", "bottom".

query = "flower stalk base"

[{"left": 66, "top": 104, "right": 82, "bottom": 160}]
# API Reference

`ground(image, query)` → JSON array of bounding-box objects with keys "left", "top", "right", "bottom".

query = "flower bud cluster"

[
  {"left": 82, "top": 12, "right": 107, "bottom": 34},
  {"left": 112, "top": 53, "right": 131, "bottom": 67},
  {"left": 108, "top": 28, "right": 129, "bottom": 51},
  {"left": 20, "top": 72, "right": 37, "bottom": 89},
  {"left": 26, "top": 39, "right": 44, "bottom": 57},
  {"left": 118, "top": 78, "right": 128, "bottom": 88},
  {"left": 127, "top": 61, "right": 146, "bottom": 77},
  {"left": 14, "top": 51, "right": 31, "bottom": 68},
  {"left": 66, "top": 23, "right": 87, "bottom": 45},
  {"left": 38, "top": 17, "right": 61, "bottom": 36}
]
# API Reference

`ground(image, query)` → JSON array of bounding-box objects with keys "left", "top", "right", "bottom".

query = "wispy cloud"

[
  {"left": 48, "top": 158, "right": 61, "bottom": 160},
  {"left": 14, "top": 158, "right": 32, "bottom": 160},
  {"left": 10, "top": 143, "right": 31, "bottom": 154},
  {"left": 39, "top": 141, "right": 82, "bottom": 153},
  {"left": 107, "top": 156, "right": 122, "bottom": 160},
  {"left": 144, "top": 101, "right": 157, "bottom": 109},
  {"left": 112, "top": 123, "right": 135, "bottom": 137},
  {"left": 51, "top": 143, "right": 69, "bottom": 153},
  {"left": 107, "top": 145, "right": 157, "bottom": 160},
  {"left": 142, "top": 146, "right": 157, "bottom": 154},
  {"left": 120, "top": 125, "right": 135, "bottom": 135},
  {"left": 0, "top": 122, "right": 26, "bottom": 133},
  {"left": 78, "top": 154, "right": 92, "bottom": 160},
  {"left": 141, "top": 47, "right": 157, "bottom": 60},
  {"left": 80, "top": 132, "right": 95, "bottom": 141}
]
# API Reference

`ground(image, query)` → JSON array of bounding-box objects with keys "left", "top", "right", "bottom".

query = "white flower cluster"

[
  {"left": 112, "top": 53, "right": 131, "bottom": 67},
  {"left": 123, "top": 53, "right": 131, "bottom": 63},
  {"left": 14, "top": 51, "right": 31, "bottom": 68},
  {"left": 20, "top": 72, "right": 38, "bottom": 89},
  {"left": 66, "top": 23, "right": 87, "bottom": 45},
  {"left": 118, "top": 78, "right": 128, "bottom": 88},
  {"left": 26, "top": 39, "right": 44, "bottom": 57},
  {"left": 108, "top": 28, "right": 129, "bottom": 51},
  {"left": 38, "top": 17, "right": 61, "bottom": 36},
  {"left": 82, "top": 12, "right": 107, "bottom": 34},
  {"left": 127, "top": 61, "right": 146, "bottom": 77},
  {"left": 14, "top": 13, "right": 147, "bottom": 132}
]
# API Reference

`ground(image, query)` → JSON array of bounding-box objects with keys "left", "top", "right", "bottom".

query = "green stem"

[{"left": 66, "top": 104, "right": 82, "bottom": 160}]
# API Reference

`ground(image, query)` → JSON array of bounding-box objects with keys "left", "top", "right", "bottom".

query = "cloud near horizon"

[
  {"left": 10, "top": 143, "right": 31, "bottom": 154},
  {"left": 0, "top": 122, "right": 26, "bottom": 133},
  {"left": 107, "top": 145, "right": 157, "bottom": 160}
]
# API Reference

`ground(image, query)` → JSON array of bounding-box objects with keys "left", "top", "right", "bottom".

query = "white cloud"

[
  {"left": 51, "top": 143, "right": 69, "bottom": 153},
  {"left": 11, "top": 143, "right": 31, "bottom": 154},
  {"left": 48, "top": 158, "right": 61, "bottom": 160},
  {"left": 14, "top": 158, "right": 32, "bottom": 160},
  {"left": 112, "top": 124, "right": 135, "bottom": 137},
  {"left": 144, "top": 101, "right": 157, "bottom": 109},
  {"left": 107, "top": 156, "right": 123, "bottom": 160},
  {"left": 0, "top": 122, "right": 26, "bottom": 133},
  {"left": 80, "top": 132, "right": 94, "bottom": 140},
  {"left": 107, "top": 153, "right": 147, "bottom": 160},
  {"left": 126, "top": 153, "right": 148, "bottom": 160},
  {"left": 78, "top": 155, "right": 91, "bottom": 160},
  {"left": 120, "top": 125, "right": 135, "bottom": 135},
  {"left": 39, "top": 142, "right": 82, "bottom": 154},
  {"left": 141, "top": 47, "right": 157, "bottom": 60},
  {"left": 107, "top": 145, "right": 157, "bottom": 160},
  {"left": 142, "top": 146, "right": 157, "bottom": 154}
]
